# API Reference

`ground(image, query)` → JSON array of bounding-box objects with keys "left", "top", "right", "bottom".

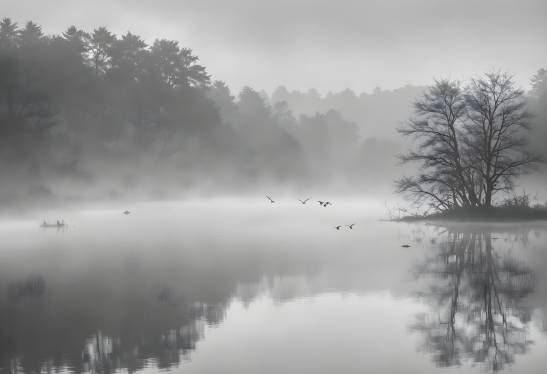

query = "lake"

[{"left": 1, "top": 198, "right": 546, "bottom": 373}]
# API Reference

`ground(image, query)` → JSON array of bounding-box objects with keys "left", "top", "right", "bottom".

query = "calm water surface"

[{"left": 1, "top": 199, "right": 546, "bottom": 373}]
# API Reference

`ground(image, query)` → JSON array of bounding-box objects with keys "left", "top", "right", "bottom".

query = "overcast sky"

[{"left": 3, "top": 0, "right": 546, "bottom": 94}]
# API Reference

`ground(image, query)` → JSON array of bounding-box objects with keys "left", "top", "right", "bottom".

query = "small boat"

[{"left": 40, "top": 220, "right": 66, "bottom": 228}]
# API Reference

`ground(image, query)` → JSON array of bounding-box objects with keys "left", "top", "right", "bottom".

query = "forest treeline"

[
  {"left": 269, "top": 85, "right": 423, "bottom": 139},
  {"left": 0, "top": 18, "right": 407, "bottom": 205},
  {"left": 0, "top": 18, "right": 545, "bottom": 205}
]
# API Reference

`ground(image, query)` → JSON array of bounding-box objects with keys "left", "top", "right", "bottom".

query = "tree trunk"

[{"left": 484, "top": 185, "right": 492, "bottom": 208}]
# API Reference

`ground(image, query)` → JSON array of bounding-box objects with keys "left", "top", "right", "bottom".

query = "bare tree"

[
  {"left": 396, "top": 80, "right": 478, "bottom": 211},
  {"left": 465, "top": 72, "right": 540, "bottom": 207},
  {"left": 397, "top": 73, "right": 541, "bottom": 211}
]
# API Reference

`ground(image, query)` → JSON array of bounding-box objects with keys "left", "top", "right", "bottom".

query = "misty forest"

[
  {"left": 0, "top": 19, "right": 421, "bottom": 206},
  {"left": 1, "top": 3, "right": 547, "bottom": 374}
]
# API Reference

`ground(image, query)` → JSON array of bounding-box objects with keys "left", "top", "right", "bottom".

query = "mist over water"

[
  {"left": 1, "top": 200, "right": 546, "bottom": 373},
  {"left": 1, "top": 1, "right": 547, "bottom": 373}
]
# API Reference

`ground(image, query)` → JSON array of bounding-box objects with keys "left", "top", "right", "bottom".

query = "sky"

[{"left": 2, "top": 0, "right": 546, "bottom": 94}]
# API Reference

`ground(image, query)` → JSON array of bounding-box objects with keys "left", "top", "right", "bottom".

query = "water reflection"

[
  {"left": 7, "top": 275, "right": 45, "bottom": 301},
  {"left": 80, "top": 323, "right": 207, "bottom": 373},
  {"left": 0, "top": 294, "right": 225, "bottom": 373},
  {"left": 412, "top": 228, "right": 537, "bottom": 371},
  {"left": 0, "top": 210, "right": 546, "bottom": 374}
]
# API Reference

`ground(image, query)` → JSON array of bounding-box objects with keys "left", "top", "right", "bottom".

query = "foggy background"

[
  {"left": 1, "top": 0, "right": 546, "bottom": 209},
  {"left": 2, "top": 3, "right": 547, "bottom": 373},
  {"left": 3, "top": 0, "right": 547, "bottom": 93}
]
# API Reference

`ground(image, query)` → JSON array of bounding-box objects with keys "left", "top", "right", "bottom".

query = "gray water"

[{"left": 1, "top": 199, "right": 546, "bottom": 373}]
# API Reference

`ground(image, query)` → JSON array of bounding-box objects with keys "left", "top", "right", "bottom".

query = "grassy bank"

[{"left": 399, "top": 206, "right": 547, "bottom": 222}]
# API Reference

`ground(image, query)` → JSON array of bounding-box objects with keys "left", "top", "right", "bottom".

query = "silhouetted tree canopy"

[
  {"left": 0, "top": 17, "right": 413, "bottom": 204},
  {"left": 397, "top": 73, "right": 542, "bottom": 211}
]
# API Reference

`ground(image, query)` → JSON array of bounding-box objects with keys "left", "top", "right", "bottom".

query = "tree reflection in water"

[
  {"left": 80, "top": 321, "right": 207, "bottom": 373},
  {"left": 412, "top": 229, "right": 537, "bottom": 371},
  {"left": 0, "top": 281, "right": 229, "bottom": 374}
]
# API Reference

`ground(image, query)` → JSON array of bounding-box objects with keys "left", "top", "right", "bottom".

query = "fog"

[
  {"left": 1, "top": 1, "right": 547, "bottom": 373},
  {"left": 2, "top": 201, "right": 547, "bottom": 373},
  {"left": 0, "top": 20, "right": 422, "bottom": 209},
  {"left": 2, "top": 0, "right": 547, "bottom": 92},
  {"left": 0, "top": 7, "right": 546, "bottom": 209}
]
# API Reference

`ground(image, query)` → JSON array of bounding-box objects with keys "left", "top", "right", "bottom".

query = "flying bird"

[
  {"left": 123, "top": 210, "right": 131, "bottom": 215},
  {"left": 347, "top": 223, "right": 356, "bottom": 229},
  {"left": 335, "top": 225, "right": 342, "bottom": 230},
  {"left": 318, "top": 200, "right": 325, "bottom": 206},
  {"left": 298, "top": 198, "right": 310, "bottom": 204},
  {"left": 266, "top": 196, "right": 275, "bottom": 203},
  {"left": 323, "top": 201, "right": 332, "bottom": 207},
  {"left": 401, "top": 244, "right": 411, "bottom": 248}
]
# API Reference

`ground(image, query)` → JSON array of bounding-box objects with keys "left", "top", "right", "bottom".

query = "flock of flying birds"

[
  {"left": 265, "top": 196, "right": 356, "bottom": 231},
  {"left": 265, "top": 195, "right": 411, "bottom": 247},
  {"left": 42, "top": 200, "right": 410, "bottom": 247}
]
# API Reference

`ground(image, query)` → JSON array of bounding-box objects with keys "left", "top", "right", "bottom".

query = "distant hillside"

[{"left": 268, "top": 85, "right": 424, "bottom": 140}]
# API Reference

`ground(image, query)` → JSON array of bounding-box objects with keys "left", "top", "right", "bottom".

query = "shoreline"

[{"left": 396, "top": 206, "right": 547, "bottom": 223}]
